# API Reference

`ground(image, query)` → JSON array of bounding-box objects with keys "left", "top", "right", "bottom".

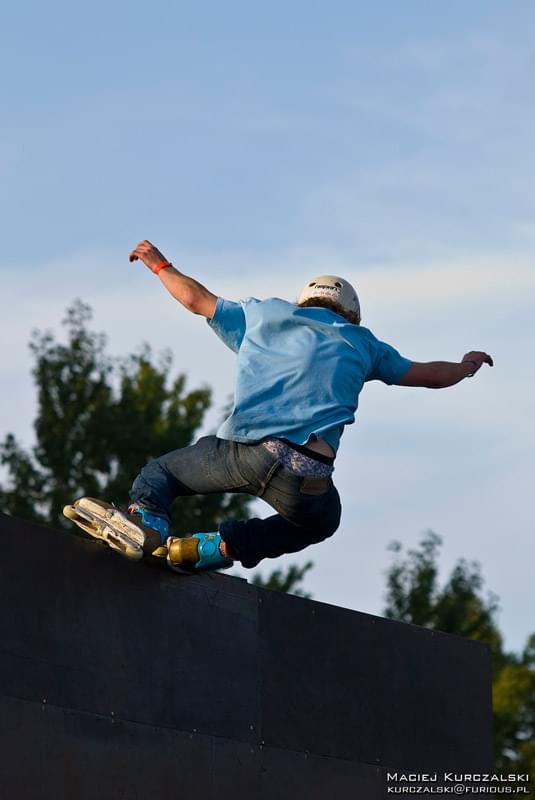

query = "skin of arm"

[
  {"left": 398, "top": 352, "right": 494, "bottom": 388},
  {"left": 128, "top": 239, "right": 217, "bottom": 319},
  {"left": 128, "top": 242, "right": 494, "bottom": 391}
]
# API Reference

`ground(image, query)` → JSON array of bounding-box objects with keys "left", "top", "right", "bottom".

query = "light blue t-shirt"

[{"left": 208, "top": 297, "right": 412, "bottom": 452}]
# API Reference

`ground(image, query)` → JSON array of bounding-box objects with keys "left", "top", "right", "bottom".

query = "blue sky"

[{"left": 1, "top": 1, "right": 534, "bottom": 650}]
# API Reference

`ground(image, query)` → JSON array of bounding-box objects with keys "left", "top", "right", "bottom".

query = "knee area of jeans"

[
  {"left": 309, "top": 509, "right": 341, "bottom": 541},
  {"left": 308, "top": 499, "right": 341, "bottom": 536},
  {"left": 309, "top": 523, "right": 339, "bottom": 544},
  {"left": 325, "top": 519, "right": 340, "bottom": 539},
  {"left": 139, "top": 458, "right": 165, "bottom": 476}
]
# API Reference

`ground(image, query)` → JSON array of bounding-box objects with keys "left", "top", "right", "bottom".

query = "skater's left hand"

[
  {"left": 129, "top": 240, "right": 169, "bottom": 272},
  {"left": 461, "top": 351, "right": 494, "bottom": 375}
]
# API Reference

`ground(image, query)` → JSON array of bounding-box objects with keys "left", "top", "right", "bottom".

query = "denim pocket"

[
  {"left": 255, "top": 457, "right": 283, "bottom": 498},
  {"left": 299, "top": 476, "right": 333, "bottom": 496}
]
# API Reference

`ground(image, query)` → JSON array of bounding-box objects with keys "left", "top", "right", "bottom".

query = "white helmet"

[{"left": 298, "top": 275, "right": 360, "bottom": 318}]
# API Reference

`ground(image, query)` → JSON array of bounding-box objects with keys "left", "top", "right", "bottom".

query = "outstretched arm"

[
  {"left": 398, "top": 351, "right": 493, "bottom": 388},
  {"left": 129, "top": 240, "right": 218, "bottom": 319}
]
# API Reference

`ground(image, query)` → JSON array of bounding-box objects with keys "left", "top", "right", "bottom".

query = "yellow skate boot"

[{"left": 166, "top": 532, "right": 233, "bottom": 574}]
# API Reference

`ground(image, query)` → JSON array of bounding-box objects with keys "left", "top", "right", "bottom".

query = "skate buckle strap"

[
  {"left": 193, "top": 532, "right": 233, "bottom": 571},
  {"left": 132, "top": 507, "right": 170, "bottom": 545}
]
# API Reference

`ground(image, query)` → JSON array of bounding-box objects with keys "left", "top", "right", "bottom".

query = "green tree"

[
  {"left": 492, "top": 635, "right": 535, "bottom": 773},
  {"left": 384, "top": 531, "right": 535, "bottom": 773},
  {"left": 252, "top": 560, "right": 314, "bottom": 598},
  {"left": 0, "top": 300, "right": 251, "bottom": 533}
]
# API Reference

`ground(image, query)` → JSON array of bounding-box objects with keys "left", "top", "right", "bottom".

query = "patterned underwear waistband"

[{"left": 262, "top": 438, "right": 334, "bottom": 478}]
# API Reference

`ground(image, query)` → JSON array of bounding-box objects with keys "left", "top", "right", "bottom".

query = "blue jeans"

[{"left": 130, "top": 436, "right": 341, "bottom": 568}]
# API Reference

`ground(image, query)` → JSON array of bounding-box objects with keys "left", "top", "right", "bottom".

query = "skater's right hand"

[{"left": 129, "top": 240, "right": 170, "bottom": 273}]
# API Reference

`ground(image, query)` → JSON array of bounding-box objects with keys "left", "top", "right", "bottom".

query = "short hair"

[{"left": 297, "top": 297, "right": 361, "bottom": 325}]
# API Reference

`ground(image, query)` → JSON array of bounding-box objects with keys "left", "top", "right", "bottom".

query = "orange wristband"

[{"left": 153, "top": 260, "right": 172, "bottom": 275}]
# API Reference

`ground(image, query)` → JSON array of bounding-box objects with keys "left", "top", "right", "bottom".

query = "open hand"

[{"left": 128, "top": 240, "right": 169, "bottom": 272}]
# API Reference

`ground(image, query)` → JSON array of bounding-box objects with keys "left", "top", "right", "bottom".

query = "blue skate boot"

[
  {"left": 63, "top": 498, "right": 169, "bottom": 561},
  {"left": 166, "top": 532, "right": 233, "bottom": 574}
]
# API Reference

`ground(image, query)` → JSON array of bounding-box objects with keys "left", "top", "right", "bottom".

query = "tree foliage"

[
  {"left": 0, "top": 300, "right": 251, "bottom": 534},
  {"left": 384, "top": 531, "right": 535, "bottom": 772},
  {"left": 252, "top": 560, "right": 314, "bottom": 598}
]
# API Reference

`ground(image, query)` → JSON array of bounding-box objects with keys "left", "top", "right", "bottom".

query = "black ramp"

[
  {"left": 0, "top": 512, "right": 494, "bottom": 799},
  {"left": 259, "top": 589, "right": 492, "bottom": 768},
  {"left": 0, "top": 695, "right": 261, "bottom": 800},
  {"left": 0, "top": 512, "right": 258, "bottom": 742}
]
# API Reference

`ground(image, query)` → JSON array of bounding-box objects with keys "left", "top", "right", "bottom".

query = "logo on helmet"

[
  {"left": 310, "top": 284, "right": 341, "bottom": 299},
  {"left": 297, "top": 275, "right": 361, "bottom": 323}
]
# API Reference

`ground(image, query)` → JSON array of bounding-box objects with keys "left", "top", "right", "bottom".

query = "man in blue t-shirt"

[{"left": 64, "top": 240, "right": 493, "bottom": 573}]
